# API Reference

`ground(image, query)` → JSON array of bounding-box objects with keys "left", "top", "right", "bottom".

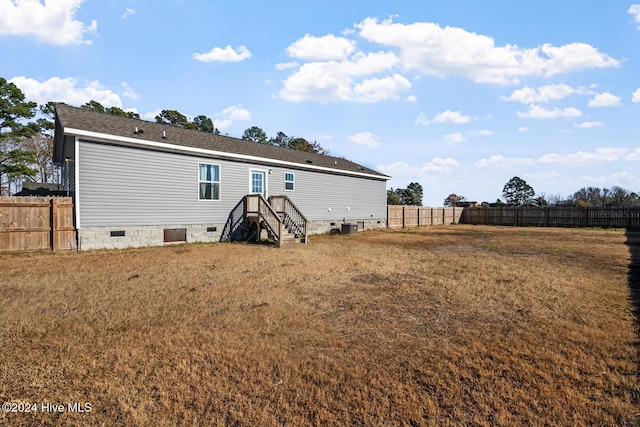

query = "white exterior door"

[{"left": 250, "top": 170, "right": 267, "bottom": 198}]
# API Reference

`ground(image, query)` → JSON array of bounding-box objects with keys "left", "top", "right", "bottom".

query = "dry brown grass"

[{"left": 0, "top": 225, "right": 638, "bottom": 426}]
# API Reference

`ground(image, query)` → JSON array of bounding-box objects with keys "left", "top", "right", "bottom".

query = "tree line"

[
  {"left": 0, "top": 77, "right": 327, "bottom": 195},
  {"left": 443, "top": 176, "right": 640, "bottom": 208}
]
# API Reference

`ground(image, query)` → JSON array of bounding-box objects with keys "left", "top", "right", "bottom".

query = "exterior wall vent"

[{"left": 164, "top": 228, "right": 187, "bottom": 242}]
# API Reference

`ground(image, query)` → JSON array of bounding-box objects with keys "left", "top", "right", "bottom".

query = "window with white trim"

[
  {"left": 284, "top": 172, "right": 295, "bottom": 191},
  {"left": 199, "top": 163, "right": 220, "bottom": 200}
]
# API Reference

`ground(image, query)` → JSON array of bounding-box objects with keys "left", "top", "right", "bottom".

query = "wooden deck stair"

[{"left": 244, "top": 194, "right": 308, "bottom": 247}]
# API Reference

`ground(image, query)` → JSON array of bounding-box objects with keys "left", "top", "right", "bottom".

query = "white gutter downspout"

[{"left": 74, "top": 136, "right": 81, "bottom": 230}]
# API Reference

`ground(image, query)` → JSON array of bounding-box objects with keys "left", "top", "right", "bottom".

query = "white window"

[
  {"left": 199, "top": 163, "right": 220, "bottom": 200},
  {"left": 284, "top": 172, "right": 295, "bottom": 191}
]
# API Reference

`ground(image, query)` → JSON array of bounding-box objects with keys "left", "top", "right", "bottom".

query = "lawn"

[{"left": 0, "top": 225, "right": 638, "bottom": 426}]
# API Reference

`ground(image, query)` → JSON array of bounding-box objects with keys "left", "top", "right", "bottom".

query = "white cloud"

[
  {"left": 378, "top": 157, "right": 460, "bottom": 178},
  {"left": 518, "top": 127, "right": 528, "bottom": 132},
  {"left": 473, "top": 129, "right": 493, "bottom": 137},
  {"left": 610, "top": 171, "right": 634, "bottom": 181},
  {"left": 629, "top": 4, "right": 640, "bottom": 29},
  {"left": 414, "top": 112, "right": 429, "bottom": 125},
  {"left": 347, "top": 131, "right": 380, "bottom": 148},
  {"left": 9, "top": 76, "right": 121, "bottom": 107},
  {"left": 354, "top": 17, "right": 619, "bottom": 84},
  {"left": 275, "top": 62, "right": 299, "bottom": 70},
  {"left": 517, "top": 104, "right": 581, "bottom": 119},
  {"left": 121, "top": 8, "right": 135, "bottom": 19},
  {"left": 443, "top": 132, "right": 466, "bottom": 146},
  {"left": 221, "top": 105, "right": 251, "bottom": 121},
  {"left": 582, "top": 171, "right": 634, "bottom": 185},
  {"left": 277, "top": 51, "right": 410, "bottom": 103},
  {"left": 475, "top": 155, "right": 535, "bottom": 168},
  {"left": 286, "top": 34, "right": 356, "bottom": 60},
  {"left": 377, "top": 161, "right": 420, "bottom": 179},
  {"left": 502, "top": 83, "right": 581, "bottom": 103},
  {"left": 633, "top": 88, "right": 640, "bottom": 103},
  {"left": 420, "top": 157, "right": 461, "bottom": 173},
  {"left": 539, "top": 43, "right": 620, "bottom": 76},
  {"left": 352, "top": 74, "right": 412, "bottom": 103},
  {"left": 121, "top": 82, "right": 138, "bottom": 99},
  {"left": 415, "top": 109, "right": 472, "bottom": 125},
  {"left": 574, "top": 121, "right": 604, "bottom": 129},
  {"left": 0, "top": 0, "right": 97, "bottom": 45},
  {"left": 406, "top": 95, "right": 418, "bottom": 103},
  {"left": 214, "top": 120, "right": 233, "bottom": 130},
  {"left": 506, "top": 85, "right": 620, "bottom": 109},
  {"left": 588, "top": 92, "right": 621, "bottom": 107},
  {"left": 215, "top": 105, "right": 251, "bottom": 130},
  {"left": 193, "top": 45, "right": 252, "bottom": 63},
  {"left": 538, "top": 147, "right": 628, "bottom": 166},
  {"left": 277, "top": 16, "right": 620, "bottom": 105},
  {"left": 141, "top": 109, "right": 161, "bottom": 121},
  {"left": 626, "top": 147, "right": 640, "bottom": 161}
]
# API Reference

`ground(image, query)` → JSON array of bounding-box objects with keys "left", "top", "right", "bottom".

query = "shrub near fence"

[
  {"left": 0, "top": 197, "right": 76, "bottom": 252},
  {"left": 387, "top": 206, "right": 462, "bottom": 228},
  {"left": 460, "top": 206, "right": 640, "bottom": 230}
]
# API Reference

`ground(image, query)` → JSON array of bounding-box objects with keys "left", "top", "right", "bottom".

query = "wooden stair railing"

[
  {"left": 222, "top": 195, "right": 308, "bottom": 246},
  {"left": 269, "top": 195, "right": 308, "bottom": 244},
  {"left": 220, "top": 197, "right": 246, "bottom": 242},
  {"left": 245, "top": 194, "right": 284, "bottom": 247}
]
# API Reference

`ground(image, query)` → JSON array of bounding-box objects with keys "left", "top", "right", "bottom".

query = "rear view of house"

[{"left": 53, "top": 104, "right": 389, "bottom": 250}]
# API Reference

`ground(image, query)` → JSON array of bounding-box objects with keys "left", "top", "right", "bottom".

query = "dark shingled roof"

[{"left": 54, "top": 104, "right": 389, "bottom": 180}]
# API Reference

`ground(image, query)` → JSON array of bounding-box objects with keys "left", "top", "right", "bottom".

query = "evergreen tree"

[
  {"left": 0, "top": 78, "right": 39, "bottom": 194},
  {"left": 502, "top": 176, "right": 535, "bottom": 206}
]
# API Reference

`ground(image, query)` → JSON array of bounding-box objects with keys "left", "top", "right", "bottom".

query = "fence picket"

[
  {"left": 459, "top": 206, "right": 640, "bottom": 230},
  {"left": 386, "top": 205, "right": 640, "bottom": 230},
  {"left": 386, "top": 206, "right": 461, "bottom": 228},
  {"left": 0, "top": 197, "right": 76, "bottom": 252}
]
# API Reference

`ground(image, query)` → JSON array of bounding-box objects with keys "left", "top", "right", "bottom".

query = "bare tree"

[{"left": 19, "top": 134, "right": 56, "bottom": 183}]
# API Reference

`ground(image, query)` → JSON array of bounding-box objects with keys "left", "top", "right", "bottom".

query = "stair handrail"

[
  {"left": 246, "top": 194, "right": 283, "bottom": 246},
  {"left": 269, "top": 195, "right": 308, "bottom": 244},
  {"left": 220, "top": 197, "right": 246, "bottom": 242}
]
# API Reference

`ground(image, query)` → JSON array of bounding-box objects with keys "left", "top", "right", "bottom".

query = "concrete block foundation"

[{"left": 76, "top": 218, "right": 386, "bottom": 251}]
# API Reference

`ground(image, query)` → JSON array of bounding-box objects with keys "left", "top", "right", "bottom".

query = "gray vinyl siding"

[
  {"left": 77, "top": 140, "right": 387, "bottom": 227},
  {"left": 268, "top": 168, "right": 387, "bottom": 222}
]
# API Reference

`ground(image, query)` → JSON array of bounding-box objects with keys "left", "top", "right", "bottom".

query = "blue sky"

[{"left": 2, "top": 0, "right": 640, "bottom": 205}]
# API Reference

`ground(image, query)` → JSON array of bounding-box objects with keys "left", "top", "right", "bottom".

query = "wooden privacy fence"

[
  {"left": 460, "top": 206, "right": 640, "bottom": 230},
  {"left": 387, "top": 206, "right": 463, "bottom": 228},
  {"left": 0, "top": 197, "right": 76, "bottom": 252}
]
